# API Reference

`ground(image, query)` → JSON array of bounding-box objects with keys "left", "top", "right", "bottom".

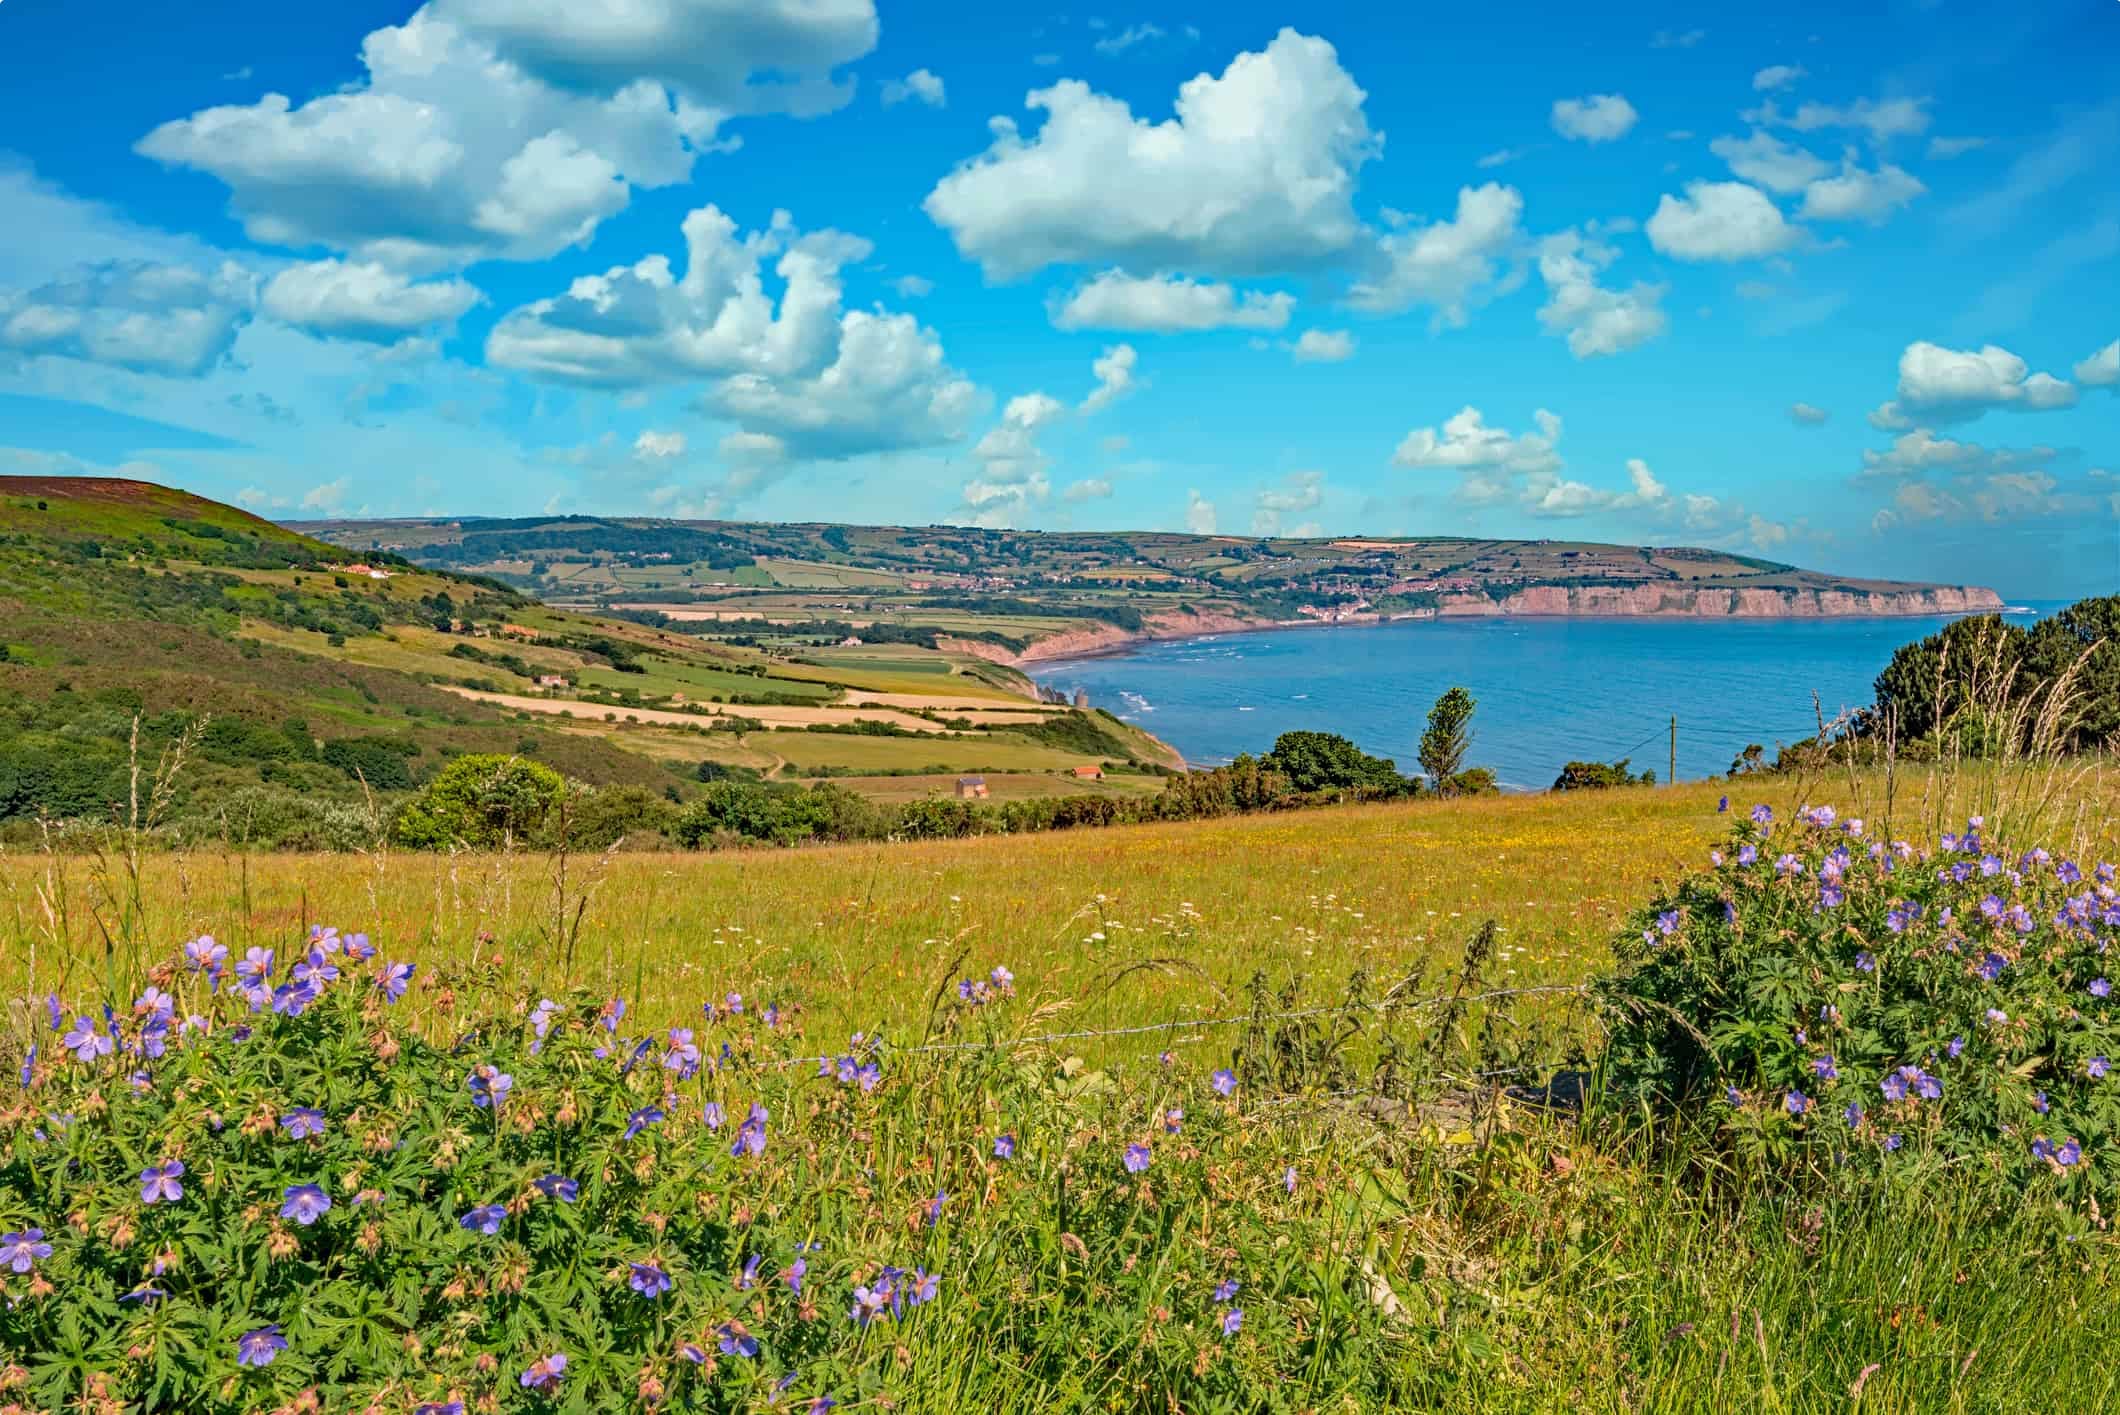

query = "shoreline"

[{"left": 1016, "top": 594, "right": 2012, "bottom": 671}]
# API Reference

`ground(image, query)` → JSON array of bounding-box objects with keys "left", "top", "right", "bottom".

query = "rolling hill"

[
  {"left": 0, "top": 477, "right": 1176, "bottom": 847},
  {"left": 298, "top": 511, "right": 2004, "bottom": 664}
]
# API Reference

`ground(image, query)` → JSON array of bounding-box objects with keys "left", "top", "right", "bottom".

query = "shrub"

[
  {"left": 0, "top": 934, "right": 1391, "bottom": 1411},
  {"left": 390, "top": 754, "right": 566, "bottom": 849},
  {"left": 1596, "top": 803, "right": 2119, "bottom": 1200},
  {"left": 1552, "top": 758, "right": 1655, "bottom": 791},
  {"left": 1261, "top": 731, "right": 1408, "bottom": 796}
]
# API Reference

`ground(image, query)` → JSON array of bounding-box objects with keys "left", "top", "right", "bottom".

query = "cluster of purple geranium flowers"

[
  {"left": 1669, "top": 807, "right": 2116, "bottom": 1180},
  {"left": 3, "top": 925, "right": 1317, "bottom": 1408}
]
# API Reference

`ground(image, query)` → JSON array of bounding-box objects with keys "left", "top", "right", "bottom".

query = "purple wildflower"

[
  {"left": 624, "top": 1106, "right": 666, "bottom": 1141},
  {"left": 2089, "top": 1057, "right": 2109, "bottom": 1080},
  {"left": 629, "top": 1262, "right": 672, "bottom": 1298},
  {"left": 908, "top": 1267, "right": 940, "bottom": 1306},
  {"left": 924, "top": 1190, "right": 948, "bottom": 1226},
  {"left": 732, "top": 1101, "right": 767, "bottom": 1157},
  {"left": 2091, "top": 978, "right": 2112, "bottom": 999},
  {"left": 534, "top": 1174, "right": 579, "bottom": 1202},
  {"left": 378, "top": 962, "right": 415, "bottom": 1001},
  {"left": 235, "top": 947, "right": 274, "bottom": 986},
  {"left": 739, "top": 1253, "right": 763, "bottom": 1290},
  {"left": 1212, "top": 1068, "right": 1237, "bottom": 1096},
  {"left": 1221, "top": 1308, "right": 1244, "bottom": 1336},
  {"left": 1843, "top": 1101, "right": 1864, "bottom": 1127},
  {"left": 61, "top": 1015, "right": 113, "bottom": 1062},
  {"left": 139, "top": 1160, "right": 185, "bottom": 1205},
  {"left": 467, "top": 1066, "right": 513, "bottom": 1109},
  {"left": 717, "top": 1321, "right": 759, "bottom": 1358},
  {"left": 1124, "top": 1143, "right": 1152, "bottom": 1172},
  {"left": 1813, "top": 1054, "right": 1838, "bottom": 1080},
  {"left": 459, "top": 1204, "right": 506, "bottom": 1236},
  {"left": 184, "top": 935, "right": 226, "bottom": 973},
  {"left": 1854, "top": 951, "right": 1875, "bottom": 973},
  {"left": 281, "top": 1107, "right": 326, "bottom": 1140},
  {"left": 236, "top": 1326, "right": 287, "bottom": 1368},
  {"left": 281, "top": 1184, "right": 332, "bottom": 1226},
  {"left": 994, "top": 1133, "right": 1016, "bottom": 1159},
  {"left": 702, "top": 1101, "right": 725, "bottom": 1130},
  {"left": 1785, "top": 1090, "right": 1810, "bottom": 1116},
  {"left": 0, "top": 1229, "right": 52, "bottom": 1273},
  {"left": 1214, "top": 1278, "right": 1241, "bottom": 1302},
  {"left": 787, "top": 1257, "right": 806, "bottom": 1295},
  {"left": 520, "top": 1354, "right": 567, "bottom": 1391}
]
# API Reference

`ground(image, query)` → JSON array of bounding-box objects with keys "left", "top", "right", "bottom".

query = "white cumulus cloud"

[
  {"left": 1798, "top": 152, "right": 1924, "bottom": 224},
  {"left": 0, "top": 259, "right": 257, "bottom": 376},
  {"left": 486, "top": 204, "right": 981, "bottom": 458},
  {"left": 633, "top": 428, "right": 687, "bottom": 460},
  {"left": 923, "top": 29, "right": 1377, "bottom": 280},
  {"left": 261, "top": 259, "right": 482, "bottom": 342},
  {"left": 1789, "top": 402, "right": 1829, "bottom": 425},
  {"left": 1393, "top": 406, "right": 1563, "bottom": 480},
  {"left": 1708, "top": 130, "right": 1830, "bottom": 195},
  {"left": 2075, "top": 339, "right": 2118, "bottom": 389},
  {"left": 1866, "top": 341, "right": 2079, "bottom": 427},
  {"left": 1286, "top": 328, "right": 1355, "bottom": 362},
  {"left": 1752, "top": 65, "right": 1806, "bottom": 92},
  {"left": 881, "top": 69, "right": 946, "bottom": 108},
  {"left": 1645, "top": 180, "right": 1799, "bottom": 261},
  {"left": 1080, "top": 342, "right": 1138, "bottom": 413},
  {"left": 1049, "top": 270, "right": 1294, "bottom": 332},
  {"left": 1534, "top": 229, "right": 1668, "bottom": 358},
  {"left": 1551, "top": 94, "right": 1639, "bottom": 144},
  {"left": 137, "top": 4, "right": 874, "bottom": 272},
  {"left": 1183, "top": 488, "right": 1218, "bottom": 534},
  {"left": 1345, "top": 182, "right": 1523, "bottom": 325}
]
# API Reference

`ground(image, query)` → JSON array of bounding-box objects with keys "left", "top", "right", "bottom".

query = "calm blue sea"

[{"left": 1030, "top": 604, "right": 2058, "bottom": 791}]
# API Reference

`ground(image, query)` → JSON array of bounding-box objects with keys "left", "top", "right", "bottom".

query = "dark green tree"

[
  {"left": 2021, "top": 595, "right": 2120, "bottom": 752},
  {"left": 1419, "top": 687, "right": 1476, "bottom": 789},
  {"left": 1262, "top": 731, "right": 1408, "bottom": 795}
]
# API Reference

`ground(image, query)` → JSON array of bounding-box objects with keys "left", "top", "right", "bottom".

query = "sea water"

[{"left": 1028, "top": 606, "right": 2054, "bottom": 791}]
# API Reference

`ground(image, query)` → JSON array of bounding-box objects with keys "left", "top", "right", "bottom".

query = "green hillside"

[{"left": 0, "top": 477, "right": 1177, "bottom": 848}]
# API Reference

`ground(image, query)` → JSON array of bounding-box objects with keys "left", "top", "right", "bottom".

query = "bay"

[{"left": 1029, "top": 605, "right": 2055, "bottom": 791}]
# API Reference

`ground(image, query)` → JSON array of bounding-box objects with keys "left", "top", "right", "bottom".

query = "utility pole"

[{"left": 1669, "top": 715, "right": 1677, "bottom": 787}]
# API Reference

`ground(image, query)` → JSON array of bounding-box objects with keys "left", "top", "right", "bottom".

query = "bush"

[
  {"left": 0, "top": 934, "right": 1389, "bottom": 1411},
  {"left": 1596, "top": 803, "right": 2119, "bottom": 1200},
  {"left": 1261, "top": 731, "right": 1408, "bottom": 796},
  {"left": 1552, "top": 758, "right": 1655, "bottom": 791},
  {"left": 390, "top": 754, "right": 566, "bottom": 849}
]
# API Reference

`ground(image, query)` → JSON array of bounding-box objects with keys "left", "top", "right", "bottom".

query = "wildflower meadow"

[{"left": 4, "top": 769, "right": 2120, "bottom": 1411}]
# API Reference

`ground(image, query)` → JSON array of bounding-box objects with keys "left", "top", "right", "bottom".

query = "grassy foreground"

[{"left": 5, "top": 768, "right": 2119, "bottom": 1412}]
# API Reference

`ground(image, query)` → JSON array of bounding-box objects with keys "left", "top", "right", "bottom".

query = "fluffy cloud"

[
  {"left": 1866, "top": 341, "right": 2079, "bottom": 427},
  {"left": 1533, "top": 229, "right": 1668, "bottom": 358},
  {"left": 1080, "top": 343, "right": 1138, "bottom": 414},
  {"left": 1286, "top": 329, "right": 1355, "bottom": 362},
  {"left": 136, "top": 4, "right": 868, "bottom": 271},
  {"left": 923, "top": 29, "right": 1377, "bottom": 279},
  {"left": 1645, "top": 180, "right": 1799, "bottom": 261},
  {"left": 2076, "top": 339, "right": 2119, "bottom": 389},
  {"left": 1049, "top": 270, "right": 1293, "bottom": 332},
  {"left": 1183, "top": 488, "right": 1218, "bottom": 534},
  {"left": 1345, "top": 183, "right": 1523, "bottom": 324},
  {"left": 881, "top": 69, "right": 946, "bottom": 108},
  {"left": 1927, "top": 136, "right": 1989, "bottom": 159},
  {"left": 1858, "top": 427, "right": 2052, "bottom": 479},
  {"left": 430, "top": 0, "right": 876, "bottom": 113},
  {"left": 1551, "top": 94, "right": 1639, "bottom": 144},
  {"left": 1746, "top": 95, "right": 1931, "bottom": 143},
  {"left": 1392, "top": 407, "right": 1563, "bottom": 489},
  {"left": 487, "top": 204, "right": 980, "bottom": 458},
  {"left": 632, "top": 428, "right": 686, "bottom": 459},
  {"left": 0, "top": 259, "right": 257, "bottom": 376},
  {"left": 961, "top": 391, "right": 1066, "bottom": 523},
  {"left": 1789, "top": 402, "right": 1829, "bottom": 425},
  {"left": 1251, "top": 469, "right": 1324, "bottom": 534},
  {"left": 1063, "top": 477, "right": 1112, "bottom": 502},
  {"left": 1708, "top": 130, "right": 1830, "bottom": 195},
  {"left": 1798, "top": 152, "right": 1924, "bottom": 223},
  {"left": 260, "top": 259, "right": 482, "bottom": 342},
  {"left": 1752, "top": 65, "right": 1806, "bottom": 92}
]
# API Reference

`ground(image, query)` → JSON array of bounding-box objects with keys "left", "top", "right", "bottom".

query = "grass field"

[
  {"left": 14, "top": 765, "right": 2111, "bottom": 1050},
  {"left": 7, "top": 764, "right": 2120, "bottom": 1409}
]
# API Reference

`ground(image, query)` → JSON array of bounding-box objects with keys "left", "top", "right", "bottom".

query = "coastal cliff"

[{"left": 1007, "top": 583, "right": 2005, "bottom": 664}]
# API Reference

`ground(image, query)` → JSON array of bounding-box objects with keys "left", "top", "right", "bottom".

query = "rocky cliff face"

[{"left": 1435, "top": 584, "right": 2005, "bottom": 618}]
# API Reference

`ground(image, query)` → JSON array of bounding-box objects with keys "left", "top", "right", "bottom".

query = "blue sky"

[{"left": 0, "top": 1, "right": 2114, "bottom": 595}]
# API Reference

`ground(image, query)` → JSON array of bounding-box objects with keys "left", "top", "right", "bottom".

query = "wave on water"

[
  {"left": 1237, "top": 706, "right": 1255, "bottom": 712},
  {"left": 1119, "top": 691, "right": 1153, "bottom": 713},
  {"left": 2002, "top": 605, "right": 2036, "bottom": 616}
]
